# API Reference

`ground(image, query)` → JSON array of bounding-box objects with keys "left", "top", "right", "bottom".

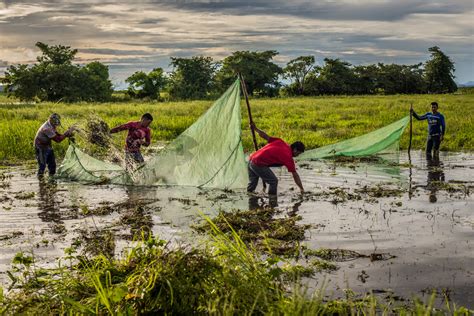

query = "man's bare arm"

[
  {"left": 250, "top": 122, "right": 271, "bottom": 141},
  {"left": 291, "top": 171, "right": 304, "bottom": 193}
]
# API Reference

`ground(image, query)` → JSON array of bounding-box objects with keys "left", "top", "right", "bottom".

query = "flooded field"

[{"left": 1, "top": 150, "right": 473, "bottom": 308}]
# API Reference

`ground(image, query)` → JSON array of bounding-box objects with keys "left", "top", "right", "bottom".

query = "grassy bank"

[{"left": 0, "top": 93, "right": 473, "bottom": 162}]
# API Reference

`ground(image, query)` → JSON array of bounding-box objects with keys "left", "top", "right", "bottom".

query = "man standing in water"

[
  {"left": 34, "top": 113, "right": 74, "bottom": 177},
  {"left": 247, "top": 123, "right": 305, "bottom": 196},
  {"left": 110, "top": 113, "right": 153, "bottom": 166},
  {"left": 411, "top": 102, "right": 446, "bottom": 158}
]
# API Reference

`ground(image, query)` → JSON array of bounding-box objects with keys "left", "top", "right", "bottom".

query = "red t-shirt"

[
  {"left": 249, "top": 137, "right": 296, "bottom": 172},
  {"left": 110, "top": 121, "right": 151, "bottom": 152}
]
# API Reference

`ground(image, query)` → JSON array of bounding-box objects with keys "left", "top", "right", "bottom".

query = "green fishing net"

[
  {"left": 297, "top": 116, "right": 409, "bottom": 161},
  {"left": 57, "top": 79, "right": 248, "bottom": 189},
  {"left": 57, "top": 78, "right": 409, "bottom": 188}
]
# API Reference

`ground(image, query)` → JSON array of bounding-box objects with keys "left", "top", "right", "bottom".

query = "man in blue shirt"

[{"left": 411, "top": 102, "right": 446, "bottom": 158}]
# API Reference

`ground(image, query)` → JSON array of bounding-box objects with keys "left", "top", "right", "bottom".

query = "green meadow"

[{"left": 0, "top": 93, "right": 473, "bottom": 162}]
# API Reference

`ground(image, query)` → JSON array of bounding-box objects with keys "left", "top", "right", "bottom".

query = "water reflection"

[
  {"left": 426, "top": 156, "right": 445, "bottom": 203},
  {"left": 248, "top": 194, "right": 278, "bottom": 210},
  {"left": 411, "top": 155, "right": 445, "bottom": 203},
  {"left": 37, "top": 178, "right": 62, "bottom": 223}
]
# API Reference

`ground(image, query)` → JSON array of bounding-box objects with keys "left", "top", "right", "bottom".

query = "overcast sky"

[{"left": 1, "top": 0, "right": 473, "bottom": 89}]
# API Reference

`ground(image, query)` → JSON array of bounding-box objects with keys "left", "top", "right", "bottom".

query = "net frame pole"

[
  {"left": 239, "top": 73, "right": 259, "bottom": 152},
  {"left": 408, "top": 103, "right": 413, "bottom": 154},
  {"left": 239, "top": 73, "right": 267, "bottom": 191}
]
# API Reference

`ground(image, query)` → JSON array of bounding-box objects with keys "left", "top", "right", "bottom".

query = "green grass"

[{"left": 0, "top": 93, "right": 473, "bottom": 162}]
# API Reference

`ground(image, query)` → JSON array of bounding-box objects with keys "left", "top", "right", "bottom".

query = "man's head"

[
  {"left": 49, "top": 113, "right": 61, "bottom": 127},
  {"left": 140, "top": 113, "right": 153, "bottom": 127},
  {"left": 290, "top": 141, "right": 305, "bottom": 157},
  {"left": 431, "top": 102, "right": 439, "bottom": 114}
]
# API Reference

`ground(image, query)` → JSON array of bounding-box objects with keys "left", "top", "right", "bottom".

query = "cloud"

[{"left": 0, "top": 0, "right": 472, "bottom": 84}]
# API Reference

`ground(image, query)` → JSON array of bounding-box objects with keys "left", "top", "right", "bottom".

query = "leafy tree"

[
  {"left": 215, "top": 51, "right": 283, "bottom": 96},
  {"left": 2, "top": 42, "right": 113, "bottom": 102},
  {"left": 352, "top": 65, "right": 379, "bottom": 94},
  {"left": 376, "top": 63, "right": 425, "bottom": 94},
  {"left": 126, "top": 68, "right": 167, "bottom": 100},
  {"left": 424, "top": 46, "right": 457, "bottom": 93},
  {"left": 2, "top": 64, "right": 41, "bottom": 100},
  {"left": 168, "top": 56, "right": 216, "bottom": 100},
  {"left": 283, "top": 55, "right": 315, "bottom": 95},
  {"left": 36, "top": 41, "right": 78, "bottom": 65},
  {"left": 317, "top": 58, "right": 357, "bottom": 95},
  {"left": 79, "top": 62, "right": 114, "bottom": 102}
]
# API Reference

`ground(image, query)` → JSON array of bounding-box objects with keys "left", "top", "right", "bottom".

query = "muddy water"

[{"left": 0, "top": 151, "right": 473, "bottom": 308}]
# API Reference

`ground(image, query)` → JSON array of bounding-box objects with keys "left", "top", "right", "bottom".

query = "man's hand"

[
  {"left": 440, "top": 135, "right": 444, "bottom": 142},
  {"left": 64, "top": 127, "right": 75, "bottom": 137}
]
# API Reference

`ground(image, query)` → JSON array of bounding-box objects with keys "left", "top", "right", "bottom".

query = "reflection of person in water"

[
  {"left": 37, "top": 178, "right": 62, "bottom": 224},
  {"left": 426, "top": 156, "right": 445, "bottom": 203},
  {"left": 248, "top": 194, "right": 278, "bottom": 210}
]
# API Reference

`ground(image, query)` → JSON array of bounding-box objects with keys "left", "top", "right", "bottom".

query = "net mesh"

[
  {"left": 57, "top": 79, "right": 248, "bottom": 189},
  {"left": 297, "top": 116, "right": 409, "bottom": 161}
]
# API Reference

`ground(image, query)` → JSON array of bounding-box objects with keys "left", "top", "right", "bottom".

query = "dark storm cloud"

[{"left": 153, "top": 0, "right": 470, "bottom": 21}]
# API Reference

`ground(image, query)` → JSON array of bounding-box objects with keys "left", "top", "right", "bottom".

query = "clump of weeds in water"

[
  {"left": 74, "top": 228, "right": 116, "bottom": 259},
  {"left": 118, "top": 203, "right": 154, "bottom": 240},
  {"left": 0, "top": 215, "right": 471, "bottom": 315},
  {"left": 193, "top": 207, "right": 310, "bottom": 256}
]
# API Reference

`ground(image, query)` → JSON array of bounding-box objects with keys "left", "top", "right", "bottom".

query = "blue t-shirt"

[{"left": 413, "top": 112, "right": 445, "bottom": 136}]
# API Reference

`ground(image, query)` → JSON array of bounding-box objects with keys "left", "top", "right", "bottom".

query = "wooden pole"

[
  {"left": 408, "top": 103, "right": 413, "bottom": 154},
  {"left": 239, "top": 73, "right": 267, "bottom": 191},
  {"left": 408, "top": 103, "right": 413, "bottom": 199},
  {"left": 239, "top": 73, "right": 259, "bottom": 152}
]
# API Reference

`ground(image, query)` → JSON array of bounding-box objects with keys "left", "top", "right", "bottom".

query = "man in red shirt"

[
  {"left": 34, "top": 113, "right": 74, "bottom": 177},
  {"left": 110, "top": 113, "right": 153, "bottom": 166},
  {"left": 248, "top": 123, "right": 305, "bottom": 196}
]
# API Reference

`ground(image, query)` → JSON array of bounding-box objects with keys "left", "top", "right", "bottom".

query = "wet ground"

[{"left": 0, "top": 151, "right": 473, "bottom": 308}]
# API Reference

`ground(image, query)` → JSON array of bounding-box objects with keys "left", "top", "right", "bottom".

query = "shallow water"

[{"left": 1, "top": 150, "right": 473, "bottom": 308}]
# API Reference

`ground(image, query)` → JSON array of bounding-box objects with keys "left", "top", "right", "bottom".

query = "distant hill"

[{"left": 458, "top": 81, "right": 474, "bottom": 87}]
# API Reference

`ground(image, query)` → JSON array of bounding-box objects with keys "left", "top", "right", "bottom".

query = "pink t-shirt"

[{"left": 111, "top": 121, "right": 151, "bottom": 152}]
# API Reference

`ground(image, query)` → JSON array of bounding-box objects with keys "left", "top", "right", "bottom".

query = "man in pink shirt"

[
  {"left": 34, "top": 113, "right": 74, "bottom": 177},
  {"left": 248, "top": 123, "right": 305, "bottom": 196},
  {"left": 110, "top": 113, "right": 153, "bottom": 165}
]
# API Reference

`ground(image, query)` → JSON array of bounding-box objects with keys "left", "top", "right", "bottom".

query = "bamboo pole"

[
  {"left": 239, "top": 73, "right": 267, "bottom": 191},
  {"left": 239, "top": 73, "right": 259, "bottom": 152},
  {"left": 408, "top": 103, "right": 413, "bottom": 154}
]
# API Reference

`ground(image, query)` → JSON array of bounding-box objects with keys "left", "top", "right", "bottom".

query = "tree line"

[{"left": 1, "top": 42, "right": 457, "bottom": 102}]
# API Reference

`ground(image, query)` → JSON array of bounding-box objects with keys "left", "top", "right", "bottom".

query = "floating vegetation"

[
  {"left": 304, "top": 247, "right": 396, "bottom": 263},
  {"left": 304, "top": 248, "right": 366, "bottom": 262},
  {"left": 310, "top": 259, "right": 339, "bottom": 272},
  {"left": 0, "top": 231, "right": 23, "bottom": 241},
  {"left": 75, "top": 228, "right": 116, "bottom": 258},
  {"left": 355, "top": 184, "right": 405, "bottom": 198},
  {"left": 118, "top": 203, "right": 154, "bottom": 240},
  {"left": 193, "top": 207, "right": 310, "bottom": 256},
  {"left": 14, "top": 191, "right": 35, "bottom": 200}
]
